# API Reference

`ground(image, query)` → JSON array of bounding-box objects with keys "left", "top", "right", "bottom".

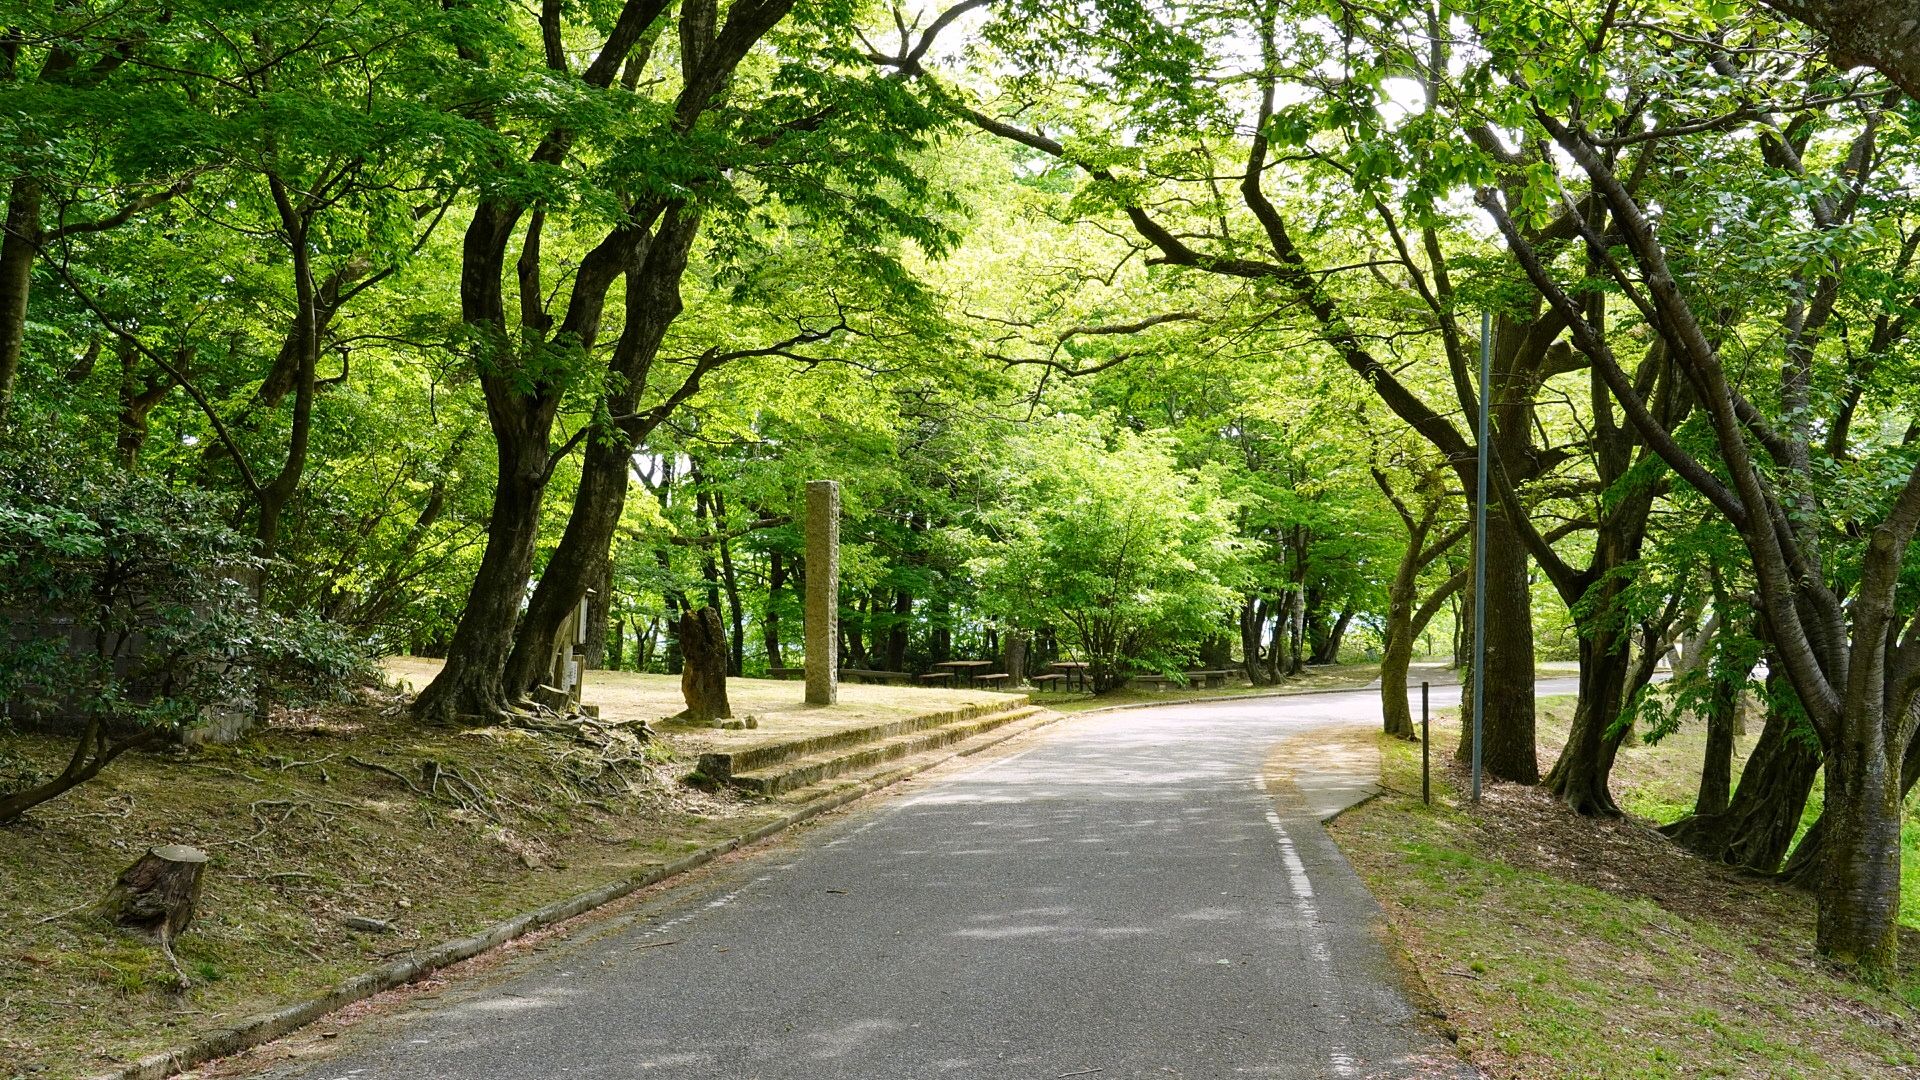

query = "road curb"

[{"left": 87, "top": 707, "right": 1064, "bottom": 1080}]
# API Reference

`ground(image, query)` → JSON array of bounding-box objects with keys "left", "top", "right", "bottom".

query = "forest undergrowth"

[{"left": 0, "top": 688, "right": 772, "bottom": 1079}]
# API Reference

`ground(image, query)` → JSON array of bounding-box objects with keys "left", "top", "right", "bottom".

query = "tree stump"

[
  {"left": 96, "top": 845, "right": 208, "bottom": 944},
  {"left": 678, "top": 606, "right": 732, "bottom": 724}
]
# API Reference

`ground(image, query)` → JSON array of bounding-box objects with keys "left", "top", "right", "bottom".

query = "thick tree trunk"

[
  {"left": 1456, "top": 508, "right": 1539, "bottom": 784},
  {"left": 1694, "top": 675, "right": 1739, "bottom": 817},
  {"left": 96, "top": 845, "right": 208, "bottom": 944},
  {"left": 1783, "top": 714, "right": 1920, "bottom": 882},
  {"left": 1380, "top": 537, "right": 1423, "bottom": 738},
  {"left": 717, "top": 519, "right": 745, "bottom": 676},
  {"left": 1004, "top": 631, "right": 1028, "bottom": 685},
  {"left": 1665, "top": 688, "right": 1822, "bottom": 871},
  {"left": 1312, "top": 607, "right": 1354, "bottom": 665},
  {"left": 1545, "top": 628, "right": 1632, "bottom": 815},
  {"left": 931, "top": 596, "right": 951, "bottom": 663},
  {"left": 1239, "top": 597, "right": 1266, "bottom": 686},
  {"left": 677, "top": 606, "right": 732, "bottom": 724},
  {"left": 1813, "top": 737, "right": 1903, "bottom": 970},
  {"left": 501, "top": 208, "right": 702, "bottom": 700},
  {"left": 413, "top": 425, "right": 551, "bottom": 724},
  {"left": 581, "top": 562, "right": 612, "bottom": 670},
  {"left": 1286, "top": 586, "right": 1307, "bottom": 676},
  {"left": 0, "top": 177, "right": 41, "bottom": 411}
]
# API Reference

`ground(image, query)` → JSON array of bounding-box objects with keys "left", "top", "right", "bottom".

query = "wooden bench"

[
  {"left": 767, "top": 666, "right": 805, "bottom": 681},
  {"left": 916, "top": 672, "right": 955, "bottom": 687},
  {"left": 1030, "top": 673, "right": 1069, "bottom": 692},
  {"left": 841, "top": 668, "right": 914, "bottom": 685},
  {"left": 971, "top": 673, "right": 1011, "bottom": 688}
]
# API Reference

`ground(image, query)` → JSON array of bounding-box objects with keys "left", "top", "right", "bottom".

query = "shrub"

[{"left": 0, "top": 443, "right": 367, "bottom": 822}]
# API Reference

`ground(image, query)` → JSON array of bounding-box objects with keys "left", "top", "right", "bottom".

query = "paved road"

[{"left": 256, "top": 683, "right": 1539, "bottom": 1080}]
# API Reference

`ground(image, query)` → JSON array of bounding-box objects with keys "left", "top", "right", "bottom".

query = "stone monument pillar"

[{"left": 805, "top": 480, "right": 840, "bottom": 705}]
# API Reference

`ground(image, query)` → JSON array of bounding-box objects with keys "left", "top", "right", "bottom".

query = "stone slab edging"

[{"left": 88, "top": 706, "right": 1064, "bottom": 1080}]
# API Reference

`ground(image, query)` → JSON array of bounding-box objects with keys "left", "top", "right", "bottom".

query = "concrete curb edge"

[{"left": 88, "top": 706, "right": 1064, "bottom": 1080}]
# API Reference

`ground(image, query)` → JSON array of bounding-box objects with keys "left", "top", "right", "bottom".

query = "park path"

[{"left": 250, "top": 685, "right": 1534, "bottom": 1080}]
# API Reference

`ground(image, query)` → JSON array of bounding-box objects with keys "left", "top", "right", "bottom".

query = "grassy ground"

[
  {"left": 1331, "top": 700, "right": 1920, "bottom": 1078},
  {"left": 1035, "top": 661, "right": 1383, "bottom": 713},
  {"left": 0, "top": 669, "right": 1019, "bottom": 1079}
]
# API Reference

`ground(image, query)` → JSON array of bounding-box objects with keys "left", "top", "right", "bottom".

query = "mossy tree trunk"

[{"left": 678, "top": 605, "right": 732, "bottom": 724}]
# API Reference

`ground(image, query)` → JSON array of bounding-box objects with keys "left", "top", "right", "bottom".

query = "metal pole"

[
  {"left": 1472, "top": 310, "right": 1492, "bottom": 803},
  {"left": 1421, "top": 680, "right": 1430, "bottom": 806}
]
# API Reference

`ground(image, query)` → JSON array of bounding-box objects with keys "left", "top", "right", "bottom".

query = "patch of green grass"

[{"left": 1331, "top": 728, "right": 1920, "bottom": 1078}]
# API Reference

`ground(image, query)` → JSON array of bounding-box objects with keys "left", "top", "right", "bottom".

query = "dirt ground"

[{"left": 0, "top": 668, "right": 1020, "bottom": 1079}]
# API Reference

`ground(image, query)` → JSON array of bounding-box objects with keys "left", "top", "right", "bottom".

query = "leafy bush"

[
  {"left": 971, "top": 420, "right": 1240, "bottom": 692},
  {"left": 0, "top": 440, "right": 369, "bottom": 822}
]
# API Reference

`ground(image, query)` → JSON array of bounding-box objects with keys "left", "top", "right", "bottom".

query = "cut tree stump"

[
  {"left": 678, "top": 606, "right": 733, "bottom": 725},
  {"left": 96, "top": 844, "right": 208, "bottom": 944}
]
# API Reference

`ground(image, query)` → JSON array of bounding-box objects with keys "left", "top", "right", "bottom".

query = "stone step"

[
  {"left": 729, "top": 705, "right": 1047, "bottom": 796},
  {"left": 771, "top": 705, "right": 1061, "bottom": 806},
  {"left": 697, "top": 696, "right": 1029, "bottom": 781}
]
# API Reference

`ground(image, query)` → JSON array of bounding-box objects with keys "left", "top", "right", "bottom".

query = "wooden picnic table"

[
  {"left": 1048, "top": 661, "right": 1091, "bottom": 692},
  {"left": 933, "top": 659, "right": 994, "bottom": 686}
]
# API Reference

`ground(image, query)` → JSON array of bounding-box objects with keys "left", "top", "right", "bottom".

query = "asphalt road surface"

[{"left": 254, "top": 682, "right": 1552, "bottom": 1080}]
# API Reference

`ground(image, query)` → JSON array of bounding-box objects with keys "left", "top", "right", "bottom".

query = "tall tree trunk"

[
  {"left": 1455, "top": 509, "right": 1539, "bottom": 784},
  {"left": 1694, "top": 673, "right": 1739, "bottom": 817},
  {"left": 1813, "top": 734, "right": 1903, "bottom": 969},
  {"left": 1313, "top": 607, "right": 1354, "bottom": 665},
  {"left": 1239, "top": 597, "right": 1265, "bottom": 685},
  {"left": 717, "top": 503, "right": 744, "bottom": 676},
  {"left": 1382, "top": 571, "right": 1467, "bottom": 740},
  {"left": 1783, "top": 716, "right": 1920, "bottom": 883},
  {"left": 885, "top": 588, "right": 911, "bottom": 671},
  {"left": 764, "top": 550, "right": 785, "bottom": 669},
  {"left": 1380, "top": 530, "right": 1425, "bottom": 738},
  {"left": 930, "top": 595, "right": 951, "bottom": 663},
  {"left": 1545, "top": 626, "right": 1633, "bottom": 815},
  {"left": 413, "top": 422, "right": 552, "bottom": 722},
  {"left": 501, "top": 208, "right": 701, "bottom": 696},
  {"left": 581, "top": 560, "right": 612, "bottom": 670},
  {"left": 500, "top": 422, "right": 625, "bottom": 696},
  {"left": 1665, "top": 670, "right": 1823, "bottom": 872},
  {"left": 1004, "top": 630, "right": 1028, "bottom": 685},
  {"left": 1286, "top": 586, "right": 1307, "bottom": 676},
  {"left": 0, "top": 178, "right": 41, "bottom": 412}
]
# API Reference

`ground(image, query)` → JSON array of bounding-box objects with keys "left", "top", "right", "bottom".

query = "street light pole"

[{"left": 1472, "top": 310, "right": 1491, "bottom": 803}]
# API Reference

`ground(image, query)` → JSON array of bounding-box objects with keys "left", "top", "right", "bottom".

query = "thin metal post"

[
  {"left": 1421, "top": 680, "right": 1430, "bottom": 805},
  {"left": 1471, "top": 310, "right": 1491, "bottom": 803}
]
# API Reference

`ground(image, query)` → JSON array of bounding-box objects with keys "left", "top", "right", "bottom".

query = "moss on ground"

[
  {"left": 1332, "top": 707, "right": 1920, "bottom": 1078},
  {"left": 1, "top": 673, "right": 963, "bottom": 1078}
]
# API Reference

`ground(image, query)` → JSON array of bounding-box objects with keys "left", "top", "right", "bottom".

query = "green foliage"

[
  {"left": 970, "top": 419, "right": 1239, "bottom": 690},
  {"left": 0, "top": 425, "right": 367, "bottom": 763}
]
